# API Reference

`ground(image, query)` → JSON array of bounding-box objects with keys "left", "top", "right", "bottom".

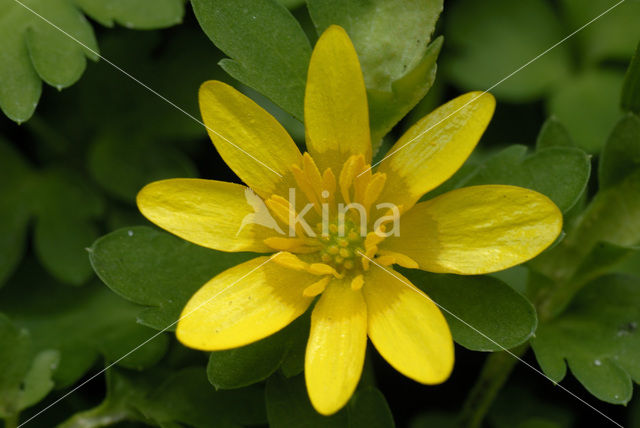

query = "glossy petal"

[
  {"left": 305, "top": 278, "right": 367, "bottom": 415},
  {"left": 176, "top": 256, "right": 315, "bottom": 350},
  {"left": 199, "top": 80, "right": 302, "bottom": 198},
  {"left": 137, "top": 178, "right": 280, "bottom": 252},
  {"left": 377, "top": 92, "right": 495, "bottom": 210},
  {"left": 305, "top": 25, "right": 371, "bottom": 174},
  {"left": 381, "top": 185, "right": 563, "bottom": 274},
  {"left": 363, "top": 266, "right": 454, "bottom": 384}
]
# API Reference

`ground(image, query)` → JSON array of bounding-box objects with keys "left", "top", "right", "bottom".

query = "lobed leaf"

[
  {"left": 531, "top": 274, "right": 640, "bottom": 404},
  {"left": 0, "top": 0, "right": 185, "bottom": 123},
  {"left": 191, "top": 0, "right": 312, "bottom": 121}
]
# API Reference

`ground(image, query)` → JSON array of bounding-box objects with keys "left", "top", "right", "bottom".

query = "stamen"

[
  {"left": 377, "top": 250, "right": 419, "bottom": 269},
  {"left": 362, "top": 173, "right": 387, "bottom": 213},
  {"left": 271, "top": 251, "right": 310, "bottom": 271},
  {"left": 350, "top": 274, "right": 364, "bottom": 291},
  {"left": 303, "top": 276, "right": 331, "bottom": 297}
]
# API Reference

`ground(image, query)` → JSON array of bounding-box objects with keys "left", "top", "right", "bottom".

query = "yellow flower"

[{"left": 137, "top": 25, "right": 562, "bottom": 415}]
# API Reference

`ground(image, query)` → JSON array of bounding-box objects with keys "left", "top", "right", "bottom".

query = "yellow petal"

[
  {"left": 305, "top": 278, "right": 367, "bottom": 415},
  {"left": 137, "top": 179, "right": 280, "bottom": 252},
  {"left": 304, "top": 25, "right": 371, "bottom": 173},
  {"left": 377, "top": 92, "right": 496, "bottom": 210},
  {"left": 199, "top": 80, "right": 302, "bottom": 198},
  {"left": 381, "top": 185, "right": 563, "bottom": 274},
  {"left": 363, "top": 266, "right": 454, "bottom": 384},
  {"left": 176, "top": 256, "right": 315, "bottom": 350}
]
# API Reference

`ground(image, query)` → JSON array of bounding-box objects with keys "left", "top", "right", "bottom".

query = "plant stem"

[{"left": 458, "top": 345, "right": 528, "bottom": 428}]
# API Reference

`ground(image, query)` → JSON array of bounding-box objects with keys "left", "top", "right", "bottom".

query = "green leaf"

[
  {"left": 560, "top": 0, "right": 640, "bottom": 64},
  {"left": 191, "top": 0, "right": 311, "bottom": 121},
  {"left": 266, "top": 374, "right": 349, "bottom": 427},
  {"left": 622, "top": 41, "right": 640, "bottom": 114},
  {"left": 307, "top": 0, "right": 441, "bottom": 91},
  {"left": 207, "top": 312, "right": 309, "bottom": 390},
  {"left": 402, "top": 270, "right": 537, "bottom": 351},
  {"left": 599, "top": 114, "right": 640, "bottom": 189},
  {"left": 0, "top": 0, "right": 185, "bottom": 123},
  {"left": 0, "top": 0, "right": 97, "bottom": 123},
  {"left": 89, "top": 226, "right": 254, "bottom": 330},
  {"left": 307, "top": 0, "right": 443, "bottom": 146},
  {"left": 60, "top": 367, "right": 267, "bottom": 428},
  {"left": 452, "top": 144, "right": 591, "bottom": 213},
  {"left": 367, "top": 38, "right": 442, "bottom": 148},
  {"left": 532, "top": 169, "right": 640, "bottom": 287},
  {"left": 443, "top": 0, "right": 570, "bottom": 101},
  {"left": 531, "top": 274, "right": 640, "bottom": 404},
  {"left": 89, "top": 135, "right": 196, "bottom": 203},
  {"left": 74, "top": 0, "right": 184, "bottom": 29},
  {"left": 0, "top": 261, "right": 168, "bottom": 388},
  {"left": 536, "top": 117, "right": 574, "bottom": 149},
  {"left": 348, "top": 387, "right": 395, "bottom": 428},
  {"left": 0, "top": 314, "right": 59, "bottom": 418},
  {"left": 547, "top": 69, "right": 625, "bottom": 153},
  {"left": 32, "top": 169, "right": 105, "bottom": 285},
  {"left": 0, "top": 139, "right": 34, "bottom": 287}
]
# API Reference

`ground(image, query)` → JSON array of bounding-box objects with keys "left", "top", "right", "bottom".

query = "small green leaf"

[
  {"left": 266, "top": 374, "right": 349, "bottom": 427},
  {"left": 0, "top": 261, "right": 168, "bottom": 388},
  {"left": 403, "top": 270, "right": 537, "bottom": 351},
  {"left": 32, "top": 169, "right": 104, "bottom": 285},
  {"left": 443, "top": 0, "right": 570, "bottom": 101},
  {"left": 531, "top": 274, "right": 640, "bottom": 404},
  {"left": 191, "top": 0, "right": 311, "bottom": 121},
  {"left": 0, "top": 314, "right": 58, "bottom": 418},
  {"left": 599, "top": 114, "right": 640, "bottom": 189},
  {"left": 622, "top": 41, "right": 640, "bottom": 114},
  {"left": 89, "top": 226, "right": 254, "bottom": 330},
  {"left": 454, "top": 144, "right": 591, "bottom": 213},
  {"left": 547, "top": 69, "right": 625, "bottom": 153},
  {"left": 561, "top": 0, "right": 640, "bottom": 64},
  {"left": 536, "top": 117, "right": 574, "bottom": 149},
  {"left": 207, "top": 313, "right": 308, "bottom": 390},
  {"left": 74, "top": 0, "right": 184, "bottom": 29}
]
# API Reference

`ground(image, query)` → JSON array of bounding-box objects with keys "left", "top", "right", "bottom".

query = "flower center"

[{"left": 317, "top": 220, "right": 364, "bottom": 272}]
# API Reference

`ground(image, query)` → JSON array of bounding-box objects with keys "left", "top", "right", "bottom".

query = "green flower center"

[{"left": 316, "top": 220, "right": 364, "bottom": 272}]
